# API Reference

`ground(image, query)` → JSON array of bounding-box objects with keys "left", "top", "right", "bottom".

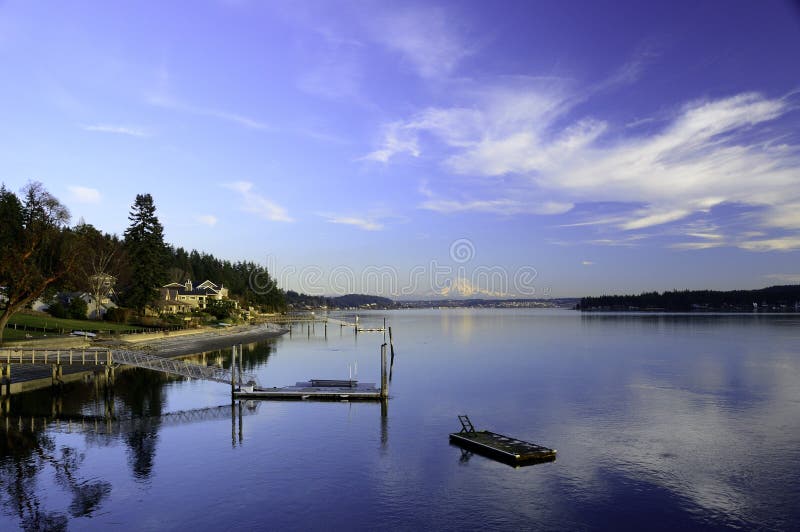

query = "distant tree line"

[
  {"left": 166, "top": 247, "right": 285, "bottom": 311},
  {"left": 579, "top": 286, "right": 800, "bottom": 312},
  {"left": 285, "top": 291, "right": 394, "bottom": 309}
]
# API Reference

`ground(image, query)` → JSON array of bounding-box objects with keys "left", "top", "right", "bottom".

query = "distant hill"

[
  {"left": 284, "top": 291, "right": 575, "bottom": 310},
  {"left": 579, "top": 285, "right": 800, "bottom": 312},
  {"left": 329, "top": 294, "right": 395, "bottom": 308}
]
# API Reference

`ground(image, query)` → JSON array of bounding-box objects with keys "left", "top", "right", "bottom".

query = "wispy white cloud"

[
  {"left": 670, "top": 231, "right": 800, "bottom": 252},
  {"left": 150, "top": 93, "right": 269, "bottom": 130},
  {"left": 361, "top": 121, "right": 420, "bottom": 162},
  {"left": 420, "top": 197, "right": 573, "bottom": 216},
  {"left": 82, "top": 123, "right": 149, "bottom": 137},
  {"left": 670, "top": 241, "right": 727, "bottom": 250},
  {"left": 147, "top": 66, "right": 268, "bottom": 130},
  {"left": 296, "top": 35, "right": 364, "bottom": 102},
  {"left": 366, "top": 5, "right": 473, "bottom": 79},
  {"left": 67, "top": 185, "right": 101, "bottom": 204},
  {"left": 319, "top": 208, "right": 404, "bottom": 231},
  {"left": 737, "top": 236, "right": 800, "bottom": 252},
  {"left": 322, "top": 215, "right": 384, "bottom": 231},
  {"left": 222, "top": 181, "right": 292, "bottom": 222},
  {"left": 587, "top": 234, "right": 650, "bottom": 247},
  {"left": 369, "top": 84, "right": 800, "bottom": 247},
  {"left": 582, "top": 261, "right": 594, "bottom": 266},
  {"left": 195, "top": 214, "right": 218, "bottom": 227}
]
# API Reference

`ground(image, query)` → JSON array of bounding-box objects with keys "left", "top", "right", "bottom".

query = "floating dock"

[
  {"left": 449, "top": 415, "right": 556, "bottom": 466},
  {"left": 235, "top": 381, "right": 382, "bottom": 401}
]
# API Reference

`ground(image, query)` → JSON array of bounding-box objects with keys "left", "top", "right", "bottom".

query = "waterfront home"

[{"left": 159, "top": 279, "right": 236, "bottom": 314}]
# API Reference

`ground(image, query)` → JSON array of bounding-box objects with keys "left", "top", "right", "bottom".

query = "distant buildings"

[{"left": 40, "top": 274, "right": 118, "bottom": 319}]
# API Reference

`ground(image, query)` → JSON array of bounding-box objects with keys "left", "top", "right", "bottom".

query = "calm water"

[{"left": 2, "top": 309, "right": 800, "bottom": 530}]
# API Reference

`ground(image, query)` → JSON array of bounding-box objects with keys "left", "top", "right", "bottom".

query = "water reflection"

[
  {"left": 0, "top": 427, "right": 111, "bottom": 531},
  {"left": 3, "top": 311, "right": 797, "bottom": 529},
  {"left": 0, "top": 336, "right": 393, "bottom": 529}
]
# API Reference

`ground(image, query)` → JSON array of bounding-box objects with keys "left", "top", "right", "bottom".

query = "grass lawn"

[
  {"left": 5, "top": 312, "right": 141, "bottom": 334},
  {"left": 1, "top": 328, "right": 50, "bottom": 341}
]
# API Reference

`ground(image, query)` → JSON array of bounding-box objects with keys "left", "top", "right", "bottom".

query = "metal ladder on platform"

[{"left": 458, "top": 415, "right": 476, "bottom": 433}]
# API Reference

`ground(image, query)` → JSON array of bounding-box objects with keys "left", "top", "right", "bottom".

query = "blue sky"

[{"left": 1, "top": 0, "right": 799, "bottom": 298}]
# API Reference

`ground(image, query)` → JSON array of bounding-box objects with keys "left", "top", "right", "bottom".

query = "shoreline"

[
  {"left": 113, "top": 323, "right": 287, "bottom": 357},
  {"left": 1, "top": 324, "right": 288, "bottom": 395}
]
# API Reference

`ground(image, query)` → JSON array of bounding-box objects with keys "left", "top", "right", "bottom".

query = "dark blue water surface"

[{"left": 2, "top": 309, "right": 799, "bottom": 530}]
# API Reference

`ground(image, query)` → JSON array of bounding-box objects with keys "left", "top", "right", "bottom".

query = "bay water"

[{"left": 2, "top": 309, "right": 799, "bottom": 530}]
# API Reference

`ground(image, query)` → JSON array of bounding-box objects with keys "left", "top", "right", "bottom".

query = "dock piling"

[
  {"left": 231, "top": 345, "right": 237, "bottom": 395},
  {"left": 380, "top": 343, "right": 388, "bottom": 399},
  {"left": 238, "top": 344, "right": 243, "bottom": 388}
]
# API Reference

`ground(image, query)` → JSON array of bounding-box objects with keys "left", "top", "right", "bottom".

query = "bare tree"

[
  {"left": 74, "top": 223, "right": 124, "bottom": 319},
  {"left": 0, "top": 182, "right": 78, "bottom": 344}
]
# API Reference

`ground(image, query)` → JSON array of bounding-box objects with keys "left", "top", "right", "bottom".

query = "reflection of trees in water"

[
  {"left": 232, "top": 341, "right": 275, "bottom": 373},
  {"left": 0, "top": 429, "right": 111, "bottom": 531},
  {"left": 0, "top": 339, "right": 278, "bottom": 525},
  {"left": 115, "top": 367, "right": 170, "bottom": 481}
]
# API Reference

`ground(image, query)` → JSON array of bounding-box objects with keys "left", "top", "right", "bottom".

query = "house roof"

[{"left": 163, "top": 280, "right": 221, "bottom": 293}]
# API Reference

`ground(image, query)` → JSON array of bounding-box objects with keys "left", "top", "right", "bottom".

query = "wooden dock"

[
  {"left": 235, "top": 381, "right": 382, "bottom": 401},
  {"left": 449, "top": 415, "right": 556, "bottom": 466},
  {"left": 235, "top": 342, "right": 391, "bottom": 401}
]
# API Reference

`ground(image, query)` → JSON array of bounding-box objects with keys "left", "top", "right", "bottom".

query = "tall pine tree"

[{"left": 123, "top": 194, "right": 168, "bottom": 315}]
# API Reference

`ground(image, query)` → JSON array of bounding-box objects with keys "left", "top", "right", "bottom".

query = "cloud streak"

[
  {"left": 365, "top": 5, "right": 473, "bottom": 79},
  {"left": 82, "top": 124, "right": 149, "bottom": 137},
  {"left": 150, "top": 94, "right": 269, "bottom": 130},
  {"left": 322, "top": 215, "right": 384, "bottom": 231},
  {"left": 147, "top": 66, "right": 268, "bottom": 130},
  {"left": 195, "top": 214, "right": 218, "bottom": 227},
  {"left": 67, "top": 185, "right": 101, "bottom": 204},
  {"left": 222, "top": 181, "right": 292, "bottom": 222}
]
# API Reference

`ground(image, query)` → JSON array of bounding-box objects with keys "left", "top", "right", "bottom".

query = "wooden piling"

[
  {"left": 380, "top": 343, "right": 388, "bottom": 399},
  {"left": 238, "top": 399, "right": 243, "bottom": 443},
  {"left": 1, "top": 364, "right": 10, "bottom": 396},
  {"left": 231, "top": 345, "right": 236, "bottom": 395},
  {"left": 231, "top": 400, "right": 236, "bottom": 447},
  {"left": 238, "top": 344, "right": 243, "bottom": 387}
]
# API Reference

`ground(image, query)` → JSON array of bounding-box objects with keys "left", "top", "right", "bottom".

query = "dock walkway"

[
  {"left": 0, "top": 347, "right": 260, "bottom": 388},
  {"left": 236, "top": 381, "right": 382, "bottom": 401}
]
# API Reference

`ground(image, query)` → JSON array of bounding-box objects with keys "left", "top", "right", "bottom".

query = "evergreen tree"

[{"left": 122, "top": 194, "right": 168, "bottom": 315}]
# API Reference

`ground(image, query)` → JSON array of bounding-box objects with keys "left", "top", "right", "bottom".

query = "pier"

[
  {"left": 0, "top": 347, "right": 260, "bottom": 395},
  {"left": 235, "top": 342, "right": 390, "bottom": 401}
]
